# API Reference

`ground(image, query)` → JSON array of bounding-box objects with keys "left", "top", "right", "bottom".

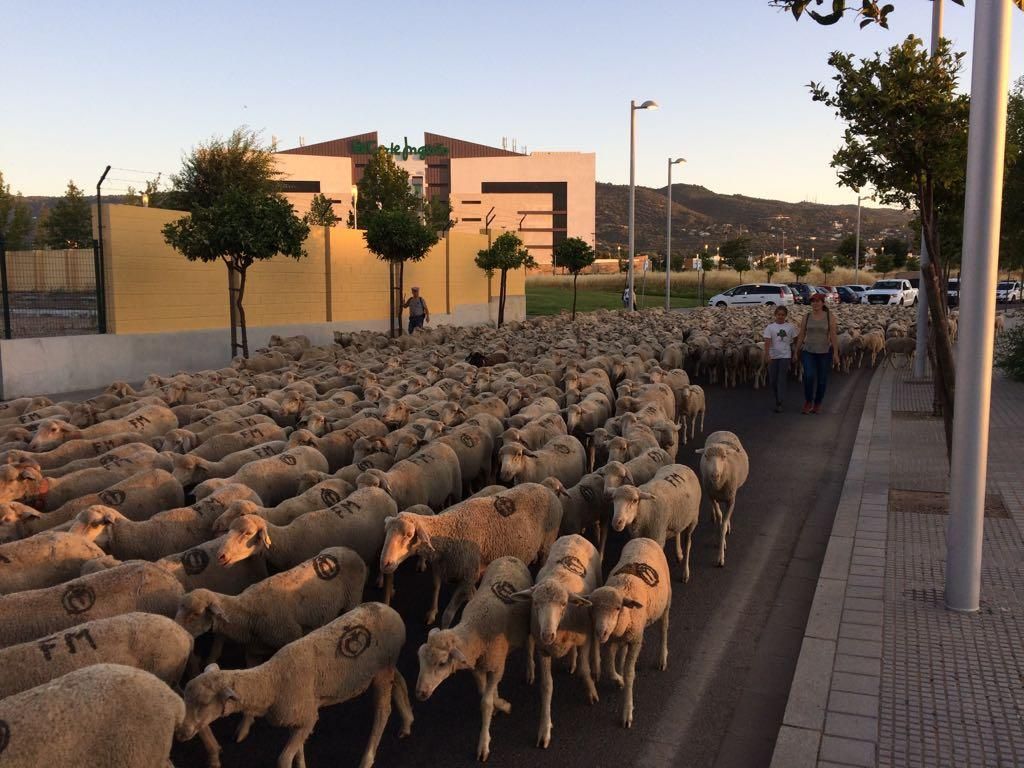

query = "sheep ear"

[
  {"left": 622, "top": 597, "right": 644, "bottom": 609},
  {"left": 693, "top": 448, "right": 705, "bottom": 455},
  {"left": 522, "top": 449, "right": 538, "bottom": 458},
  {"left": 413, "top": 523, "right": 434, "bottom": 554},
  {"left": 383, "top": 516, "right": 396, "bottom": 527},
  {"left": 450, "top": 646, "right": 470, "bottom": 667},
  {"left": 638, "top": 491, "right": 656, "bottom": 501},
  {"left": 203, "top": 663, "right": 221, "bottom": 674},
  {"left": 569, "top": 593, "right": 592, "bottom": 607},
  {"left": 622, "top": 468, "right": 636, "bottom": 485},
  {"left": 508, "top": 587, "right": 535, "bottom": 603},
  {"left": 259, "top": 528, "right": 272, "bottom": 549},
  {"left": 219, "top": 686, "right": 240, "bottom": 704},
  {"left": 208, "top": 602, "right": 228, "bottom": 622}
]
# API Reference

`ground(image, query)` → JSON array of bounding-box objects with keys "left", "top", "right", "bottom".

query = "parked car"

[
  {"left": 786, "top": 282, "right": 814, "bottom": 305},
  {"left": 996, "top": 280, "right": 1022, "bottom": 303},
  {"left": 707, "top": 283, "right": 795, "bottom": 308},
  {"left": 836, "top": 286, "right": 862, "bottom": 304},
  {"left": 864, "top": 279, "right": 918, "bottom": 306},
  {"left": 948, "top": 278, "right": 960, "bottom": 307},
  {"left": 819, "top": 285, "right": 841, "bottom": 305},
  {"left": 840, "top": 284, "right": 872, "bottom": 303}
]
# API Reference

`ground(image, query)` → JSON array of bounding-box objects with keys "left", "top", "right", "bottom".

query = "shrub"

[{"left": 995, "top": 323, "right": 1024, "bottom": 382}]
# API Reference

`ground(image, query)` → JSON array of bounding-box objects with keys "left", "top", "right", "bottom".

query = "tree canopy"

[
  {"left": 42, "top": 181, "right": 92, "bottom": 248},
  {"left": 0, "top": 172, "right": 32, "bottom": 250},
  {"left": 770, "top": 0, "right": 969, "bottom": 29},
  {"left": 364, "top": 209, "right": 439, "bottom": 265},
  {"left": 790, "top": 258, "right": 811, "bottom": 281},
  {"left": 553, "top": 237, "right": 597, "bottom": 320},
  {"left": 476, "top": 232, "right": 536, "bottom": 326},
  {"left": 306, "top": 193, "right": 338, "bottom": 227},
  {"left": 880, "top": 236, "right": 910, "bottom": 269},
  {"left": 719, "top": 235, "right": 752, "bottom": 269},
  {"left": 819, "top": 254, "right": 836, "bottom": 276}
]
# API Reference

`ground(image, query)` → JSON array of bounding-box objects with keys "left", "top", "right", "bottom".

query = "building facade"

[{"left": 275, "top": 132, "right": 595, "bottom": 264}]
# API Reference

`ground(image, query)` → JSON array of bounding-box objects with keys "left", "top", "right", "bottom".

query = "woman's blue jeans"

[{"left": 801, "top": 350, "right": 832, "bottom": 405}]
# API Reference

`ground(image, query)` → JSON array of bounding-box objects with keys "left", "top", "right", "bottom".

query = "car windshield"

[
  {"left": 997, "top": 282, "right": 1015, "bottom": 289},
  {"left": 872, "top": 281, "right": 901, "bottom": 290},
  {"left": 948, "top": 281, "right": 959, "bottom": 290},
  {"left": 847, "top": 286, "right": 865, "bottom": 292}
]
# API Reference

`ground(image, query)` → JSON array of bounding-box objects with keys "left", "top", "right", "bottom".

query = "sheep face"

[
  {"left": 175, "top": 590, "right": 223, "bottom": 637},
  {"left": 171, "top": 454, "right": 208, "bottom": 487},
  {"left": 298, "top": 411, "right": 328, "bottom": 437},
  {"left": 513, "top": 581, "right": 590, "bottom": 646},
  {"left": 28, "top": 419, "right": 76, "bottom": 451},
  {"left": 380, "top": 513, "right": 431, "bottom": 573},
  {"left": 69, "top": 505, "right": 123, "bottom": 544},
  {"left": 497, "top": 444, "right": 532, "bottom": 483},
  {"left": 699, "top": 446, "right": 730, "bottom": 491},
  {"left": 0, "top": 501, "right": 41, "bottom": 541},
  {"left": 0, "top": 463, "right": 46, "bottom": 504},
  {"left": 416, "top": 629, "right": 469, "bottom": 701},
  {"left": 355, "top": 469, "right": 390, "bottom": 494},
  {"left": 610, "top": 486, "right": 653, "bottom": 532},
  {"left": 69, "top": 403, "right": 97, "bottom": 428},
  {"left": 392, "top": 435, "right": 424, "bottom": 462},
  {"left": 587, "top": 586, "right": 643, "bottom": 644},
  {"left": 160, "top": 429, "right": 197, "bottom": 454},
  {"left": 217, "top": 515, "right": 271, "bottom": 565},
  {"left": 565, "top": 405, "right": 583, "bottom": 434},
  {"left": 606, "top": 437, "right": 631, "bottom": 463},
  {"left": 179, "top": 667, "right": 241, "bottom": 741},
  {"left": 212, "top": 500, "right": 261, "bottom": 534}
]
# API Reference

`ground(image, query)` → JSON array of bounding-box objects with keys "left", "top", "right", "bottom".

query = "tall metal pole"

[
  {"left": 915, "top": 0, "right": 944, "bottom": 378},
  {"left": 628, "top": 101, "right": 637, "bottom": 311},
  {"left": 946, "top": 0, "right": 1012, "bottom": 613},
  {"left": 665, "top": 159, "right": 672, "bottom": 311},
  {"left": 855, "top": 194, "right": 862, "bottom": 284}
]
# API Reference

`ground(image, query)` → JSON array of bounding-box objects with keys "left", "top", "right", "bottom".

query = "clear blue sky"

[{"left": 4, "top": 1, "right": 1023, "bottom": 204}]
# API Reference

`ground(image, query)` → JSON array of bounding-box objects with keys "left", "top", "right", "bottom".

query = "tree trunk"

[
  {"left": 572, "top": 272, "right": 578, "bottom": 320},
  {"left": 920, "top": 195, "right": 955, "bottom": 463},
  {"left": 396, "top": 261, "right": 405, "bottom": 335},
  {"left": 226, "top": 263, "right": 239, "bottom": 358},
  {"left": 236, "top": 266, "right": 249, "bottom": 358},
  {"left": 497, "top": 269, "right": 507, "bottom": 327},
  {"left": 387, "top": 262, "right": 396, "bottom": 339}
]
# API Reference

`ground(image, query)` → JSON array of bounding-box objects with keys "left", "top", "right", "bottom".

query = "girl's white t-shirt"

[{"left": 763, "top": 321, "right": 798, "bottom": 360}]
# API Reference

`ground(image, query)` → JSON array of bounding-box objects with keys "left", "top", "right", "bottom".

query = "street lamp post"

[
  {"left": 665, "top": 157, "right": 686, "bottom": 311},
  {"left": 855, "top": 193, "right": 863, "bottom": 284},
  {"left": 351, "top": 185, "right": 359, "bottom": 230},
  {"left": 628, "top": 99, "right": 659, "bottom": 312}
]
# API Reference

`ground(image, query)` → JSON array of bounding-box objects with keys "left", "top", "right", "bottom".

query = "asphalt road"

[{"left": 171, "top": 366, "right": 873, "bottom": 768}]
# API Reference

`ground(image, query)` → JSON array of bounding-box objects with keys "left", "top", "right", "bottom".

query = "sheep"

[
  {"left": 861, "top": 331, "right": 886, "bottom": 367},
  {"left": 0, "top": 561, "right": 184, "bottom": 648},
  {"left": 0, "top": 501, "right": 42, "bottom": 542},
  {"left": 176, "top": 546, "right": 365, "bottom": 667},
  {"left": 155, "top": 534, "right": 268, "bottom": 596},
  {"left": 186, "top": 422, "right": 290, "bottom": 461},
  {"left": 0, "top": 457, "right": 170, "bottom": 510},
  {"left": 499, "top": 412, "right": 567, "bottom": 451},
  {"left": 543, "top": 472, "right": 612, "bottom": 557},
  {"left": 27, "top": 403, "right": 178, "bottom": 451},
  {"left": 506, "top": 395, "right": 561, "bottom": 428},
  {"left": 497, "top": 434, "right": 587, "bottom": 488},
  {"left": 695, "top": 431, "right": 750, "bottom": 568},
  {"left": 178, "top": 603, "right": 413, "bottom": 768},
  {"left": 509, "top": 534, "right": 602, "bottom": 748},
  {"left": 0, "top": 531, "right": 106, "bottom": 594},
  {"left": 0, "top": 612, "right": 192, "bottom": 699},
  {"left": 0, "top": 663, "right": 184, "bottom": 768},
  {"left": 678, "top": 384, "right": 706, "bottom": 444},
  {"left": 41, "top": 441, "right": 161, "bottom": 479},
  {"left": 169, "top": 440, "right": 288, "bottom": 487},
  {"left": 380, "top": 483, "right": 562, "bottom": 626},
  {"left": 288, "top": 416, "right": 389, "bottom": 471},
  {"left": 415, "top": 556, "right": 534, "bottom": 762},
  {"left": 67, "top": 484, "right": 261, "bottom": 560},
  {"left": 885, "top": 336, "right": 917, "bottom": 368},
  {"left": 611, "top": 463, "right": 702, "bottom": 582},
  {"left": 564, "top": 392, "right": 613, "bottom": 438},
  {"left": 394, "top": 424, "right": 494, "bottom": 495},
  {"left": 995, "top": 312, "right": 1005, "bottom": 335},
  {"left": 336, "top": 452, "right": 395, "bottom": 486},
  {"left": 190, "top": 413, "right": 277, "bottom": 443},
  {"left": 605, "top": 425, "right": 661, "bottom": 463},
  {"left": 355, "top": 441, "right": 462, "bottom": 512},
  {"left": 583, "top": 537, "right": 672, "bottom": 728},
  {"left": 212, "top": 477, "right": 354, "bottom": 530},
  {"left": 193, "top": 445, "right": 330, "bottom": 506},
  {"left": 600, "top": 448, "right": 673, "bottom": 499}
]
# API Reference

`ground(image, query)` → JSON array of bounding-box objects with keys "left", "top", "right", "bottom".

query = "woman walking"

[{"left": 795, "top": 293, "right": 840, "bottom": 414}]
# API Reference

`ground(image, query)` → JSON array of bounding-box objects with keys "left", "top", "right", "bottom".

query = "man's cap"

[{"left": 411, "top": 286, "right": 420, "bottom": 291}]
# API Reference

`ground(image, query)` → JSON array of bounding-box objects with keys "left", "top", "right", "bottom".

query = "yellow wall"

[
  {"left": 96, "top": 205, "right": 519, "bottom": 334},
  {"left": 3, "top": 250, "right": 96, "bottom": 292}
]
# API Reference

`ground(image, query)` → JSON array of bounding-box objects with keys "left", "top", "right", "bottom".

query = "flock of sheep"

[{"left": 0, "top": 303, "right": 921, "bottom": 767}]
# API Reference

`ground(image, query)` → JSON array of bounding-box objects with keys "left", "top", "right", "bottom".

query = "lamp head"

[
  {"left": 635, "top": 100, "right": 659, "bottom": 111},
  {"left": 670, "top": 157, "right": 686, "bottom": 165}
]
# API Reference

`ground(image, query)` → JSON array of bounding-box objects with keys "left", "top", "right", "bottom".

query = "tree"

[
  {"left": 732, "top": 255, "right": 752, "bottom": 282},
  {"left": 476, "top": 232, "right": 536, "bottom": 327},
  {"left": 42, "top": 181, "right": 92, "bottom": 248},
  {"left": 811, "top": 36, "right": 970, "bottom": 460},
  {"left": 1002, "top": 77, "right": 1024, "bottom": 282},
  {"left": 834, "top": 253, "right": 854, "bottom": 269},
  {"left": 352, "top": 148, "right": 420, "bottom": 229},
  {"left": 0, "top": 172, "right": 32, "bottom": 250},
  {"left": 819, "top": 254, "right": 836, "bottom": 279},
  {"left": 880, "top": 236, "right": 909, "bottom": 269},
  {"left": 553, "top": 237, "right": 596, "bottom": 320},
  {"left": 873, "top": 252, "right": 895, "bottom": 277},
  {"left": 121, "top": 176, "right": 166, "bottom": 208},
  {"left": 761, "top": 256, "right": 780, "bottom": 282},
  {"left": 719, "top": 235, "right": 752, "bottom": 270},
  {"left": 790, "top": 258, "right": 811, "bottom": 282},
  {"left": 770, "top": 1, "right": 968, "bottom": 28},
  {"left": 305, "top": 193, "right": 338, "bottom": 227},
  {"left": 364, "top": 209, "right": 439, "bottom": 336},
  {"left": 836, "top": 233, "right": 858, "bottom": 262},
  {"left": 162, "top": 128, "right": 309, "bottom": 358},
  {"left": 906, "top": 255, "right": 921, "bottom": 271}
]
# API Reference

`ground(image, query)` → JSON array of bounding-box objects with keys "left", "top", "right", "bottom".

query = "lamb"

[
  {"left": 212, "top": 478, "right": 355, "bottom": 530},
  {"left": 600, "top": 448, "right": 673, "bottom": 499},
  {"left": 0, "top": 612, "right": 192, "bottom": 699},
  {"left": 0, "top": 561, "right": 184, "bottom": 648},
  {"left": 543, "top": 473, "right": 611, "bottom": 556},
  {"left": 66, "top": 486, "right": 257, "bottom": 563},
  {"left": 178, "top": 603, "right": 413, "bottom": 768},
  {"left": 500, "top": 412, "right": 568, "bottom": 451},
  {"left": 497, "top": 434, "right": 587, "bottom": 488},
  {"left": 415, "top": 556, "right": 534, "bottom": 762},
  {"left": 885, "top": 336, "right": 917, "bottom": 368},
  {"left": 394, "top": 424, "right": 494, "bottom": 495},
  {"left": 27, "top": 403, "right": 178, "bottom": 451},
  {"left": 169, "top": 440, "right": 288, "bottom": 487},
  {"left": 695, "top": 431, "right": 750, "bottom": 568},
  {"left": 355, "top": 441, "right": 462, "bottom": 512},
  {"left": 611, "top": 463, "right": 702, "bottom": 582},
  {"left": 0, "top": 663, "right": 184, "bottom": 768},
  {"left": 583, "top": 537, "right": 671, "bottom": 728},
  {"left": 0, "top": 531, "right": 106, "bottom": 594},
  {"left": 193, "top": 445, "right": 330, "bottom": 506},
  {"left": 678, "top": 384, "right": 706, "bottom": 444},
  {"left": 175, "top": 546, "right": 365, "bottom": 662},
  {"left": 509, "top": 534, "right": 602, "bottom": 748},
  {"left": 380, "top": 483, "right": 562, "bottom": 626}
]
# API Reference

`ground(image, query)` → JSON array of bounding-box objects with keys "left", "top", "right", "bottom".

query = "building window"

[
  {"left": 462, "top": 200, "right": 481, "bottom": 205},
  {"left": 462, "top": 217, "right": 482, "bottom": 222}
]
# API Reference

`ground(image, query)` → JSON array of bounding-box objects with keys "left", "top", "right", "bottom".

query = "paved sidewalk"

[{"left": 770, "top": 364, "right": 1024, "bottom": 768}]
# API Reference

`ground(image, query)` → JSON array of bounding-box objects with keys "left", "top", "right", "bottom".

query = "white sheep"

[
  {"left": 0, "top": 531, "right": 106, "bottom": 594},
  {"left": 0, "top": 663, "right": 184, "bottom": 767},
  {"left": 193, "top": 445, "right": 330, "bottom": 506},
  {"left": 416, "top": 556, "right": 535, "bottom": 762},
  {"left": 169, "top": 440, "right": 288, "bottom": 487},
  {"left": 678, "top": 384, "right": 707, "bottom": 444},
  {"left": 583, "top": 537, "right": 671, "bottom": 728},
  {"left": 611, "top": 463, "right": 702, "bottom": 582},
  {"left": 695, "top": 430, "right": 750, "bottom": 567},
  {"left": 497, "top": 434, "right": 587, "bottom": 488},
  {"left": 0, "top": 612, "right": 192, "bottom": 698},
  {"left": 600, "top": 448, "right": 673, "bottom": 499},
  {"left": 211, "top": 477, "right": 354, "bottom": 529},
  {"left": 510, "top": 534, "right": 602, "bottom": 748},
  {"left": 354, "top": 441, "right": 463, "bottom": 511},
  {"left": 178, "top": 603, "right": 414, "bottom": 768}
]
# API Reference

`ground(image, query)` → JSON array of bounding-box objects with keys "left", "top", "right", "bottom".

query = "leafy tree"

[
  {"left": 121, "top": 176, "right": 166, "bottom": 208},
  {"left": 906, "top": 255, "right": 921, "bottom": 271},
  {"left": 476, "top": 232, "right": 536, "bottom": 327},
  {"left": 732, "top": 255, "right": 752, "bottom": 282},
  {"left": 699, "top": 251, "right": 716, "bottom": 273},
  {"left": 873, "top": 252, "right": 895, "bottom": 277},
  {"left": 880, "top": 236, "right": 909, "bottom": 269},
  {"left": 836, "top": 233, "right": 858, "bottom": 262},
  {"left": 810, "top": 36, "right": 970, "bottom": 460},
  {"left": 42, "top": 181, "right": 92, "bottom": 248},
  {"left": 0, "top": 171, "right": 32, "bottom": 250},
  {"left": 834, "top": 253, "right": 854, "bottom": 269},
  {"left": 719, "top": 235, "right": 752, "bottom": 270},
  {"left": 351, "top": 148, "right": 420, "bottom": 229},
  {"left": 790, "top": 258, "right": 811, "bottom": 282},
  {"left": 819, "top": 254, "right": 836, "bottom": 279},
  {"left": 553, "top": 237, "right": 596, "bottom": 320},
  {"left": 770, "top": 0, "right": 968, "bottom": 29},
  {"left": 423, "top": 196, "right": 454, "bottom": 234},
  {"left": 364, "top": 209, "right": 439, "bottom": 337},
  {"left": 305, "top": 193, "right": 338, "bottom": 227},
  {"left": 162, "top": 128, "right": 309, "bottom": 358},
  {"left": 761, "top": 256, "right": 780, "bottom": 282},
  {"left": 1002, "top": 77, "right": 1024, "bottom": 282}
]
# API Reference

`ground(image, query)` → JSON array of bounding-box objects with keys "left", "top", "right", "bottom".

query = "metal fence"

[{"left": 0, "top": 238, "right": 106, "bottom": 338}]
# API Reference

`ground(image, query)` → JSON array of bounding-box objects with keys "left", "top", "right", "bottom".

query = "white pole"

[
  {"left": 946, "top": 0, "right": 1012, "bottom": 613},
  {"left": 915, "top": 0, "right": 944, "bottom": 378},
  {"left": 628, "top": 101, "right": 637, "bottom": 311},
  {"left": 665, "top": 159, "right": 672, "bottom": 311},
  {"left": 855, "top": 195, "right": 862, "bottom": 284}
]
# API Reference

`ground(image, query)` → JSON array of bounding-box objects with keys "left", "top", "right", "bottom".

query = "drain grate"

[{"left": 889, "top": 488, "right": 1010, "bottom": 519}]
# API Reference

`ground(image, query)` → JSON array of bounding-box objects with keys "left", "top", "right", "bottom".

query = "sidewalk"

[{"left": 770, "top": 364, "right": 1024, "bottom": 768}]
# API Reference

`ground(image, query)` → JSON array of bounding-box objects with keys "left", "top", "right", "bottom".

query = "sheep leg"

[
  {"left": 441, "top": 582, "right": 474, "bottom": 629},
  {"left": 679, "top": 415, "right": 688, "bottom": 446},
  {"left": 235, "top": 714, "right": 255, "bottom": 743},
  {"left": 681, "top": 521, "right": 696, "bottom": 583},
  {"left": 699, "top": 410, "right": 705, "bottom": 436},
  {"left": 567, "top": 646, "right": 578, "bottom": 675},
  {"left": 204, "top": 635, "right": 225, "bottom": 668},
  {"left": 198, "top": 725, "right": 222, "bottom": 768},
  {"left": 526, "top": 635, "right": 536, "bottom": 684},
  {"left": 577, "top": 637, "right": 599, "bottom": 705},
  {"left": 621, "top": 640, "right": 643, "bottom": 729},
  {"left": 659, "top": 602, "right": 671, "bottom": 671},
  {"left": 426, "top": 569, "right": 442, "bottom": 625},
  {"left": 598, "top": 522, "right": 609, "bottom": 563},
  {"left": 383, "top": 573, "right": 395, "bottom": 605},
  {"left": 390, "top": 669, "right": 414, "bottom": 737},
  {"left": 605, "top": 643, "right": 625, "bottom": 687},
  {"left": 359, "top": 670, "right": 395, "bottom": 768},
  {"left": 537, "top": 653, "right": 554, "bottom": 748},
  {"left": 674, "top": 531, "right": 684, "bottom": 563},
  {"left": 591, "top": 630, "right": 602, "bottom": 681},
  {"left": 276, "top": 725, "right": 312, "bottom": 768}
]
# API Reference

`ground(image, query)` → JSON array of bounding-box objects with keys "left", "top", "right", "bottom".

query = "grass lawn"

[{"left": 527, "top": 285, "right": 700, "bottom": 316}]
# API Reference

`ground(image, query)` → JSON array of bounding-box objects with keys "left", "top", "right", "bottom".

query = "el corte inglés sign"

[{"left": 351, "top": 137, "right": 449, "bottom": 160}]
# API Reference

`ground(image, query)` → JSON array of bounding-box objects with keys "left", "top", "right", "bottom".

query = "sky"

[{"left": 4, "top": 1, "right": 1024, "bottom": 205}]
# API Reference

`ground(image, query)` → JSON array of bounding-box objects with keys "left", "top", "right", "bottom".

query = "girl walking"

[
  {"left": 795, "top": 293, "right": 840, "bottom": 414},
  {"left": 763, "top": 305, "right": 798, "bottom": 412}
]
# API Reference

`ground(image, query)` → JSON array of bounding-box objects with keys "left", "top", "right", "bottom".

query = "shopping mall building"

[{"left": 274, "top": 132, "right": 595, "bottom": 264}]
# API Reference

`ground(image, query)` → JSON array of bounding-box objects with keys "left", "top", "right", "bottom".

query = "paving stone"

[
  {"left": 769, "top": 726, "right": 820, "bottom": 768},
  {"left": 834, "top": 653, "right": 881, "bottom": 677},
  {"left": 782, "top": 637, "right": 836, "bottom": 731},
  {"left": 805, "top": 578, "right": 845, "bottom": 641},
  {"left": 831, "top": 671, "right": 880, "bottom": 697},
  {"left": 825, "top": 711, "right": 879, "bottom": 742},
  {"left": 828, "top": 690, "right": 879, "bottom": 718},
  {"left": 839, "top": 623, "right": 882, "bottom": 643},
  {"left": 819, "top": 735, "right": 876, "bottom": 767}
]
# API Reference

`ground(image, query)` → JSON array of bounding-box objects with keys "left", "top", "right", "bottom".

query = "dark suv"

[{"left": 787, "top": 283, "right": 814, "bottom": 305}]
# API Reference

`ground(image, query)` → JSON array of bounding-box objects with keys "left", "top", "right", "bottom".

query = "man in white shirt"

[{"left": 763, "top": 305, "right": 798, "bottom": 413}]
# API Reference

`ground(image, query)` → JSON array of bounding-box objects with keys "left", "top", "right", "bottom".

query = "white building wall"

[{"left": 273, "top": 154, "right": 354, "bottom": 220}]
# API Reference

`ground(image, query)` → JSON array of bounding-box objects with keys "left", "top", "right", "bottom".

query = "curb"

[{"left": 770, "top": 365, "right": 889, "bottom": 768}]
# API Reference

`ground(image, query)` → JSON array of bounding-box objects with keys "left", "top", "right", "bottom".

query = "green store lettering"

[{"left": 351, "top": 137, "right": 449, "bottom": 161}]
